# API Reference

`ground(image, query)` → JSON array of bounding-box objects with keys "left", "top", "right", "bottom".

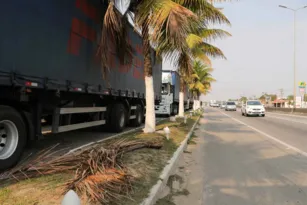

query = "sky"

[{"left": 163, "top": 0, "right": 307, "bottom": 101}]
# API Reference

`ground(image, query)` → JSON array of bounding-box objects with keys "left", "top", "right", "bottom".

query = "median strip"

[{"left": 0, "top": 113, "right": 201, "bottom": 205}]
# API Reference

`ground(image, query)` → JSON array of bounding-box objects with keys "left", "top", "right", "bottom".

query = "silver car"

[{"left": 225, "top": 101, "right": 236, "bottom": 111}]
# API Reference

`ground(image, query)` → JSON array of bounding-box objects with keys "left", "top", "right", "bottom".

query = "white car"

[
  {"left": 225, "top": 101, "right": 236, "bottom": 111},
  {"left": 210, "top": 103, "right": 219, "bottom": 107},
  {"left": 241, "top": 100, "right": 265, "bottom": 117}
]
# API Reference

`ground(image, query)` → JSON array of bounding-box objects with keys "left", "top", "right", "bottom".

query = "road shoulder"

[{"left": 156, "top": 117, "right": 207, "bottom": 205}]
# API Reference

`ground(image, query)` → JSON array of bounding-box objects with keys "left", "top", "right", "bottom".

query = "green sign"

[{"left": 298, "top": 81, "right": 306, "bottom": 88}]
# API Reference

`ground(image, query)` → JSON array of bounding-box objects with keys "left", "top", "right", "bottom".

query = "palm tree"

[
  {"left": 187, "top": 61, "right": 216, "bottom": 110},
  {"left": 154, "top": 2, "right": 230, "bottom": 117},
  {"left": 99, "top": 0, "right": 229, "bottom": 132},
  {"left": 174, "top": 0, "right": 235, "bottom": 116},
  {"left": 176, "top": 28, "right": 230, "bottom": 115}
]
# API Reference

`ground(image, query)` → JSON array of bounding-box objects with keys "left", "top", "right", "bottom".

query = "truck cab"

[
  {"left": 155, "top": 82, "right": 178, "bottom": 115},
  {"left": 155, "top": 71, "right": 180, "bottom": 116}
]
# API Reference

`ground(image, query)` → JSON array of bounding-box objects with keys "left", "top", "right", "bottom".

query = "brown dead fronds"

[{"left": 0, "top": 138, "right": 163, "bottom": 204}]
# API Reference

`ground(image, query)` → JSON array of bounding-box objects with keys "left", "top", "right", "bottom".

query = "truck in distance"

[{"left": 155, "top": 70, "right": 191, "bottom": 116}]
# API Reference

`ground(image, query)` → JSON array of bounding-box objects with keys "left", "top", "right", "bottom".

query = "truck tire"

[
  {"left": 172, "top": 104, "right": 178, "bottom": 115},
  {"left": 0, "top": 106, "right": 27, "bottom": 171},
  {"left": 169, "top": 104, "right": 173, "bottom": 117},
  {"left": 131, "top": 105, "right": 143, "bottom": 127},
  {"left": 110, "top": 103, "right": 127, "bottom": 133}
]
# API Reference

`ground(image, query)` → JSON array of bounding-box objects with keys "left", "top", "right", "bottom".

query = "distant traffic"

[{"left": 208, "top": 99, "right": 266, "bottom": 117}]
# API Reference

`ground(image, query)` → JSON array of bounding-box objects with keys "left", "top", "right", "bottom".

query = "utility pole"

[
  {"left": 279, "top": 5, "right": 307, "bottom": 111},
  {"left": 279, "top": 88, "right": 284, "bottom": 99},
  {"left": 278, "top": 89, "right": 284, "bottom": 107}
]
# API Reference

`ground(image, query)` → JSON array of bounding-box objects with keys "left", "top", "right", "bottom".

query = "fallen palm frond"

[{"left": 0, "top": 138, "right": 163, "bottom": 203}]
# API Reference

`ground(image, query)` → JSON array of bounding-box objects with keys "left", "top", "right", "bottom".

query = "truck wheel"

[
  {"left": 110, "top": 103, "right": 127, "bottom": 133},
  {"left": 172, "top": 104, "right": 178, "bottom": 115},
  {"left": 131, "top": 105, "right": 143, "bottom": 127},
  {"left": 0, "top": 106, "right": 27, "bottom": 171}
]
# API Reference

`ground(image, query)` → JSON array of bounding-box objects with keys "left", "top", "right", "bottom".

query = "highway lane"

[
  {"left": 223, "top": 109, "right": 307, "bottom": 154},
  {"left": 201, "top": 108, "right": 307, "bottom": 205},
  {"left": 266, "top": 111, "right": 307, "bottom": 125}
]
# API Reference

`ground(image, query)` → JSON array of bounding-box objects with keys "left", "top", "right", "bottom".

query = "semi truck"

[
  {"left": 155, "top": 70, "right": 191, "bottom": 115},
  {"left": 0, "top": 0, "right": 162, "bottom": 170}
]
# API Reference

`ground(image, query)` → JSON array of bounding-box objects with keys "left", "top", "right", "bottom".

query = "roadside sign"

[
  {"left": 296, "top": 96, "right": 302, "bottom": 108},
  {"left": 299, "top": 88, "right": 305, "bottom": 95},
  {"left": 298, "top": 81, "right": 306, "bottom": 88}
]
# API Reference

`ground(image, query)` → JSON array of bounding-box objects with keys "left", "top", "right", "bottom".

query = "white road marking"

[
  {"left": 220, "top": 111, "right": 307, "bottom": 158},
  {"left": 265, "top": 115, "right": 307, "bottom": 125},
  {"left": 231, "top": 108, "right": 307, "bottom": 125},
  {"left": 267, "top": 111, "right": 307, "bottom": 119}
]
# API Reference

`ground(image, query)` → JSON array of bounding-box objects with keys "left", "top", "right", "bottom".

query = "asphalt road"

[{"left": 199, "top": 108, "right": 307, "bottom": 205}]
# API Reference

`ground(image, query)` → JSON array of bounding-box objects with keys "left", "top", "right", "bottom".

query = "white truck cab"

[
  {"left": 155, "top": 71, "right": 190, "bottom": 116},
  {"left": 155, "top": 83, "right": 178, "bottom": 115},
  {"left": 241, "top": 100, "right": 265, "bottom": 117}
]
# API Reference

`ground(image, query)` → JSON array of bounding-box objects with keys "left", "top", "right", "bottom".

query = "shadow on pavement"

[
  {"left": 201, "top": 130, "right": 307, "bottom": 205},
  {"left": 202, "top": 122, "right": 253, "bottom": 134}
]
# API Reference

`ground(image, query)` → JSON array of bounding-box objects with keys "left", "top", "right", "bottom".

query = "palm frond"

[
  {"left": 173, "top": 0, "right": 231, "bottom": 24},
  {"left": 197, "top": 42, "right": 226, "bottom": 59},
  {"left": 99, "top": 2, "right": 133, "bottom": 79},
  {"left": 177, "top": 51, "right": 193, "bottom": 77},
  {"left": 186, "top": 60, "right": 215, "bottom": 96},
  {"left": 197, "top": 28, "right": 231, "bottom": 41}
]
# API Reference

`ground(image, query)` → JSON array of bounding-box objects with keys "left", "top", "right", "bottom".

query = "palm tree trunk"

[
  {"left": 197, "top": 92, "right": 201, "bottom": 109},
  {"left": 142, "top": 23, "right": 156, "bottom": 133},
  {"left": 178, "top": 76, "right": 185, "bottom": 117},
  {"left": 192, "top": 91, "right": 196, "bottom": 110}
]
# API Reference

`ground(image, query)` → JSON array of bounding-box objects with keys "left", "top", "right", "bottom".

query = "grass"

[
  {"left": 0, "top": 114, "right": 201, "bottom": 205},
  {"left": 0, "top": 173, "right": 72, "bottom": 205}
]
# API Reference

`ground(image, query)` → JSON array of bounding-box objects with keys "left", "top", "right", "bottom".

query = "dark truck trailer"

[
  {"left": 155, "top": 70, "right": 190, "bottom": 115},
  {"left": 0, "top": 0, "right": 162, "bottom": 170}
]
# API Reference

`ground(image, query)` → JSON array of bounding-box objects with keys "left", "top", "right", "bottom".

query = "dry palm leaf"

[
  {"left": 0, "top": 138, "right": 163, "bottom": 203},
  {"left": 98, "top": 1, "right": 133, "bottom": 80}
]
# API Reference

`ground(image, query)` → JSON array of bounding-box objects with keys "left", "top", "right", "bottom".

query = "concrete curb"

[{"left": 140, "top": 115, "right": 202, "bottom": 205}]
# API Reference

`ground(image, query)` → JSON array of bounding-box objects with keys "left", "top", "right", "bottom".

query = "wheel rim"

[
  {"left": 0, "top": 120, "right": 19, "bottom": 160},
  {"left": 119, "top": 113, "right": 125, "bottom": 128}
]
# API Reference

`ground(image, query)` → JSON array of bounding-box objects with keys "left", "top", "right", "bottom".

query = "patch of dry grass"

[{"left": 0, "top": 173, "right": 72, "bottom": 205}]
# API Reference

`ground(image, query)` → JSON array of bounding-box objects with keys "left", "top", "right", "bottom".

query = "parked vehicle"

[
  {"left": 0, "top": 0, "right": 162, "bottom": 170},
  {"left": 155, "top": 70, "right": 191, "bottom": 116},
  {"left": 241, "top": 100, "right": 265, "bottom": 117},
  {"left": 225, "top": 101, "right": 236, "bottom": 111}
]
